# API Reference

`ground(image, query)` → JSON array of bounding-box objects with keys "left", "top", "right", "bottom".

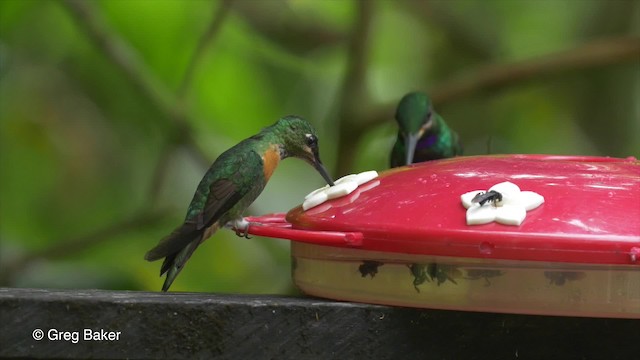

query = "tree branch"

[
  {"left": 151, "top": 0, "right": 233, "bottom": 202},
  {"left": 61, "top": 0, "right": 214, "bottom": 201},
  {"left": 179, "top": 0, "right": 234, "bottom": 97},
  {"left": 334, "top": 0, "right": 374, "bottom": 176},
  {"left": 357, "top": 36, "right": 640, "bottom": 135},
  {"left": 433, "top": 36, "right": 640, "bottom": 104},
  {"left": 60, "top": 0, "right": 213, "bottom": 160},
  {"left": 61, "top": 0, "right": 181, "bottom": 119},
  {"left": 232, "top": 1, "right": 346, "bottom": 54},
  {"left": 0, "top": 211, "right": 169, "bottom": 285},
  {"left": 400, "top": 0, "right": 495, "bottom": 61},
  {"left": 3, "top": 0, "right": 228, "bottom": 286}
]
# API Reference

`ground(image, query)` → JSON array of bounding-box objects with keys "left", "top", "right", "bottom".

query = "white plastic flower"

[
  {"left": 303, "top": 171, "right": 379, "bottom": 210},
  {"left": 461, "top": 181, "right": 544, "bottom": 226}
]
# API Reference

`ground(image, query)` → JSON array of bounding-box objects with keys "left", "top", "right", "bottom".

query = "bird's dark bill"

[
  {"left": 314, "top": 161, "right": 335, "bottom": 186},
  {"left": 404, "top": 132, "right": 420, "bottom": 165}
]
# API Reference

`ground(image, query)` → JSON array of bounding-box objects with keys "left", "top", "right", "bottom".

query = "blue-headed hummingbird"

[{"left": 390, "top": 92, "right": 463, "bottom": 167}]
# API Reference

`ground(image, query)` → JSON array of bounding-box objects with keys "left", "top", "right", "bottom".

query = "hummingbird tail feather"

[
  {"left": 145, "top": 223, "right": 201, "bottom": 262},
  {"left": 160, "top": 238, "right": 203, "bottom": 292},
  {"left": 145, "top": 222, "right": 221, "bottom": 292}
]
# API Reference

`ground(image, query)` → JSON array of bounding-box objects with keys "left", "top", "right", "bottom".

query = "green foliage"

[{"left": 1, "top": 0, "right": 638, "bottom": 293}]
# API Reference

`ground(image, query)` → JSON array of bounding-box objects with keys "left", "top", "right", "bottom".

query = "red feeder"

[{"left": 245, "top": 155, "right": 640, "bottom": 318}]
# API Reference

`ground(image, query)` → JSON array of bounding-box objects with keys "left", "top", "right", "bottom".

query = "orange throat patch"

[{"left": 261, "top": 145, "right": 281, "bottom": 181}]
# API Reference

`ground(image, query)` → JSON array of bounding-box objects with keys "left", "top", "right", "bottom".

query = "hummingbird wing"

[
  {"left": 145, "top": 149, "right": 263, "bottom": 265},
  {"left": 144, "top": 179, "right": 241, "bottom": 265}
]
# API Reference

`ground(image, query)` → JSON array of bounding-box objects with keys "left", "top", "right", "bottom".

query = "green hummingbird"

[
  {"left": 145, "top": 116, "right": 335, "bottom": 291},
  {"left": 390, "top": 91, "right": 463, "bottom": 167}
]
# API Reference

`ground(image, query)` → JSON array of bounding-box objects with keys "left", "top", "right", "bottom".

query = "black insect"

[
  {"left": 471, "top": 190, "right": 503, "bottom": 206},
  {"left": 359, "top": 260, "right": 384, "bottom": 278},
  {"left": 465, "top": 269, "right": 504, "bottom": 286},
  {"left": 407, "top": 263, "right": 430, "bottom": 292},
  {"left": 427, "top": 263, "right": 461, "bottom": 286}
]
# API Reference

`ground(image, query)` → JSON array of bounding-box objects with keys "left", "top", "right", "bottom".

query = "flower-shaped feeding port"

[
  {"left": 303, "top": 171, "right": 379, "bottom": 210},
  {"left": 461, "top": 181, "right": 544, "bottom": 226}
]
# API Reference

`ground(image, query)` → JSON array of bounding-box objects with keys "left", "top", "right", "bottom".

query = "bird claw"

[
  {"left": 234, "top": 225, "right": 251, "bottom": 239},
  {"left": 226, "top": 218, "right": 253, "bottom": 239}
]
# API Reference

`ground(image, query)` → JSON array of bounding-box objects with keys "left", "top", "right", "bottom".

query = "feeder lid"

[{"left": 248, "top": 155, "right": 640, "bottom": 265}]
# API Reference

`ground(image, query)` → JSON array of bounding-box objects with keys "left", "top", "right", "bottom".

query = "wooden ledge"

[{"left": 0, "top": 288, "right": 636, "bottom": 359}]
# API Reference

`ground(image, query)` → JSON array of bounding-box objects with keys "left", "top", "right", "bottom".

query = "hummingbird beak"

[
  {"left": 311, "top": 149, "right": 335, "bottom": 186},
  {"left": 314, "top": 160, "right": 335, "bottom": 186},
  {"left": 404, "top": 132, "right": 420, "bottom": 165}
]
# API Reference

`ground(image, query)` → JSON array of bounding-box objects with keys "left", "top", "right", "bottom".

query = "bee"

[
  {"left": 471, "top": 190, "right": 503, "bottom": 206},
  {"left": 427, "top": 263, "right": 461, "bottom": 286},
  {"left": 359, "top": 260, "right": 384, "bottom": 278},
  {"left": 407, "top": 263, "right": 430, "bottom": 292}
]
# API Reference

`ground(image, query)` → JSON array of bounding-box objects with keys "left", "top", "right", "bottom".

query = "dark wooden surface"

[{"left": 0, "top": 288, "right": 637, "bottom": 359}]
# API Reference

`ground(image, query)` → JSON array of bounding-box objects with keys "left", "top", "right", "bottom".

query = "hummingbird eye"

[{"left": 305, "top": 134, "right": 317, "bottom": 147}]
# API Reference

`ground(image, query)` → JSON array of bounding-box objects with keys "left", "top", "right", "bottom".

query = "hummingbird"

[
  {"left": 145, "top": 116, "right": 335, "bottom": 291},
  {"left": 390, "top": 91, "right": 463, "bottom": 167}
]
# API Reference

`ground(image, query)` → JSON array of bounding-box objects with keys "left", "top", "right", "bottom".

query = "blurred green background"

[{"left": 1, "top": 0, "right": 638, "bottom": 293}]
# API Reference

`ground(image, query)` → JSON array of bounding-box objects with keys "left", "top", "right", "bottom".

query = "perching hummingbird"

[
  {"left": 145, "top": 116, "right": 335, "bottom": 291},
  {"left": 390, "top": 91, "right": 463, "bottom": 167}
]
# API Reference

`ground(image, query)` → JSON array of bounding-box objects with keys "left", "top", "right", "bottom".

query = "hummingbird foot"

[
  {"left": 226, "top": 218, "right": 252, "bottom": 239},
  {"left": 235, "top": 226, "right": 251, "bottom": 239}
]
